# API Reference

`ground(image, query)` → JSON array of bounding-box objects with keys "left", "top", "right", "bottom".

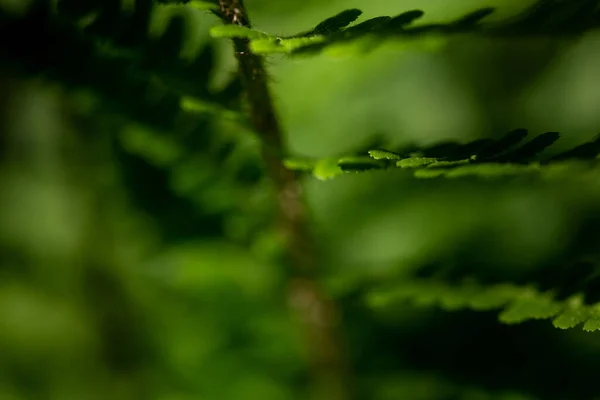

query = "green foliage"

[
  {"left": 0, "top": 0, "right": 271, "bottom": 244},
  {"left": 2, "top": 0, "right": 600, "bottom": 399},
  {"left": 0, "top": 2, "right": 289, "bottom": 399},
  {"left": 285, "top": 129, "right": 600, "bottom": 180}
]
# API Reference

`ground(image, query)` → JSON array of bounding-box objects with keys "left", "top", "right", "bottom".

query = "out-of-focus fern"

[
  {"left": 0, "top": 1, "right": 273, "bottom": 244},
  {"left": 284, "top": 129, "right": 600, "bottom": 181},
  {"left": 367, "top": 278, "right": 600, "bottom": 332},
  {"left": 208, "top": 0, "right": 600, "bottom": 56},
  {"left": 0, "top": 2, "right": 292, "bottom": 398},
  {"left": 0, "top": 1, "right": 245, "bottom": 127}
]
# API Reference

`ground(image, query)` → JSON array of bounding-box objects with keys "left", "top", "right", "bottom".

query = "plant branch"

[{"left": 216, "top": 1, "right": 349, "bottom": 399}]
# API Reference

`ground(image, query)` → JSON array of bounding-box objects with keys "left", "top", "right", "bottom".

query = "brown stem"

[{"left": 216, "top": 1, "right": 349, "bottom": 399}]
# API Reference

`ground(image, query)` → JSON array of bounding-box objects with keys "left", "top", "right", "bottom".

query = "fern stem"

[{"left": 217, "top": 1, "right": 350, "bottom": 399}]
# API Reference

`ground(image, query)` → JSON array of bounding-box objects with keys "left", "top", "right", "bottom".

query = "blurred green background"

[{"left": 2, "top": 0, "right": 600, "bottom": 399}]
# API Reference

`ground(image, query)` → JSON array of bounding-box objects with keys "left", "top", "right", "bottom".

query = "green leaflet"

[
  {"left": 582, "top": 307, "right": 600, "bottom": 332},
  {"left": 396, "top": 157, "right": 438, "bottom": 168},
  {"left": 367, "top": 280, "right": 600, "bottom": 332},
  {"left": 283, "top": 155, "right": 386, "bottom": 180},
  {"left": 468, "top": 284, "right": 523, "bottom": 310},
  {"left": 368, "top": 149, "right": 401, "bottom": 160},
  {"left": 499, "top": 290, "right": 562, "bottom": 324},
  {"left": 313, "top": 9, "right": 363, "bottom": 34},
  {"left": 552, "top": 295, "right": 591, "bottom": 329},
  {"left": 313, "top": 158, "right": 343, "bottom": 180}
]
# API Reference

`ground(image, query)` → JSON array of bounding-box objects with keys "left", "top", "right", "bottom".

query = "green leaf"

[
  {"left": 498, "top": 289, "right": 562, "bottom": 324},
  {"left": 387, "top": 10, "right": 425, "bottom": 29},
  {"left": 313, "top": 9, "right": 363, "bottom": 34},
  {"left": 550, "top": 135, "right": 600, "bottom": 161},
  {"left": 437, "top": 283, "right": 480, "bottom": 310},
  {"left": 493, "top": 131, "right": 560, "bottom": 162},
  {"left": 345, "top": 16, "right": 392, "bottom": 34},
  {"left": 582, "top": 306, "right": 600, "bottom": 332},
  {"left": 552, "top": 295, "right": 590, "bottom": 329},
  {"left": 397, "top": 157, "right": 438, "bottom": 168},
  {"left": 411, "top": 283, "right": 446, "bottom": 307},
  {"left": 313, "top": 158, "right": 343, "bottom": 180},
  {"left": 368, "top": 149, "right": 401, "bottom": 160},
  {"left": 473, "top": 128, "right": 529, "bottom": 160},
  {"left": 249, "top": 38, "right": 283, "bottom": 54},
  {"left": 468, "top": 284, "right": 523, "bottom": 310}
]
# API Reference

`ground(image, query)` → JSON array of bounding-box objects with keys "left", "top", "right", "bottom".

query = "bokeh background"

[{"left": 2, "top": 0, "right": 600, "bottom": 399}]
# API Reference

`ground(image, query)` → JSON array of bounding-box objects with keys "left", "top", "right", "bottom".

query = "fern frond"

[
  {"left": 367, "top": 279, "right": 600, "bottom": 331},
  {"left": 209, "top": 0, "right": 600, "bottom": 56},
  {"left": 284, "top": 129, "right": 600, "bottom": 181}
]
